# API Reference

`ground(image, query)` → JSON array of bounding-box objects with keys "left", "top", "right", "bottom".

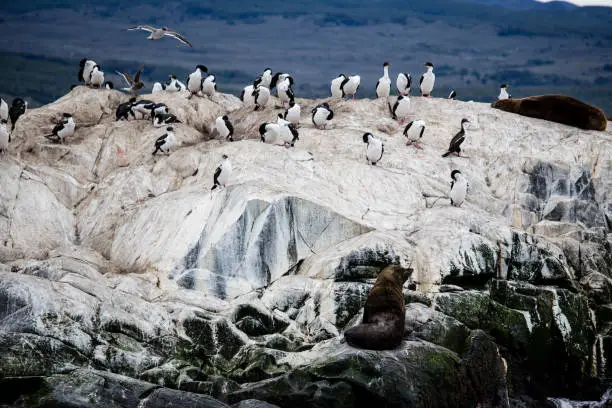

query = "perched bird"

[
  {"left": 214, "top": 115, "right": 234, "bottom": 142},
  {"left": 89, "top": 65, "right": 105, "bottom": 88},
  {"left": 152, "top": 126, "right": 177, "bottom": 155},
  {"left": 44, "top": 113, "right": 75, "bottom": 143},
  {"left": 254, "top": 68, "right": 273, "bottom": 89},
  {"left": 259, "top": 122, "right": 281, "bottom": 144},
  {"left": 211, "top": 154, "right": 232, "bottom": 190},
  {"left": 341, "top": 75, "right": 361, "bottom": 99},
  {"left": 498, "top": 84, "right": 511, "bottom": 100},
  {"left": 104, "top": 81, "right": 114, "bottom": 90},
  {"left": 201, "top": 74, "right": 217, "bottom": 97},
  {"left": 376, "top": 62, "right": 391, "bottom": 98},
  {"left": 270, "top": 73, "right": 293, "bottom": 90},
  {"left": 277, "top": 113, "right": 299, "bottom": 147},
  {"left": 420, "top": 62, "right": 435, "bottom": 97},
  {"left": 284, "top": 100, "right": 301, "bottom": 127},
  {"left": 153, "top": 113, "right": 181, "bottom": 128},
  {"left": 312, "top": 103, "right": 334, "bottom": 129},
  {"left": 390, "top": 95, "right": 411, "bottom": 123},
  {"left": 130, "top": 99, "right": 155, "bottom": 120},
  {"left": 448, "top": 89, "right": 456, "bottom": 100},
  {"left": 240, "top": 84, "right": 255, "bottom": 106},
  {"left": 396, "top": 73, "right": 411, "bottom": 96},
  {"left": 331, "top": 74, "right": 347, "bottom": 99},
  {"left": 0, "top": 119, "right": 9, "bottom": 153},
  {"left": 116, "top": 97, "right": 137, "bottom": 121},
  {"left": 253, "top": 86, "right": 271, "bottom": 111},
  {"left": 442, "top": 119, "right": 470, "bottom": 158},
  {"left": 166, "top": 74, "right": 186, "bottom": 93},
  {"left": 9, "top": 98, "right": 27, "bottom": 131},
  {"left": 116, "top": 65, "right": 145, "bottom": 94},
  {"left": 187, "top": 65, "right": 208, "bottom": 97},
  {"left": 403, "top": 120, "right": 426, "bottom": 149},
  {"left": 0, "top": 98, "right": 8, "bottom": 122},
  {"left": 78, "top": 59, "right": 97, "bottom": 85},
  {"left": 362, "top": 133, "right": 384, "bottom": 166},
  {"left": 126, "top": 25, "right": 193, "bottom": 47},
  {"left": 152, "top": 82, "right": 166, "bottom": 93},
  {"left": 450, "top": 170, "right": 468, "bottom": 207},
  {"left": 276, "top": 77, "right": 294, "bottom": 108}
]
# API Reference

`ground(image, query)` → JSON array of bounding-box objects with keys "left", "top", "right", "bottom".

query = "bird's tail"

[
  {"left": 211, "top": 184, "right": 218, "bottom": 191},
  {"left": 441, "top": 151, "right": 451, "bottom": 158},
  {"left": 152, "top": 147, "right": 160, "bottom": 155}
]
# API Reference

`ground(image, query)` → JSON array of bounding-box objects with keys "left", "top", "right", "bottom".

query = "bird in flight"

[
  {"left": 116, "top": 65, "right": 145, "bottom": 94},
  {"left": 125, "top": 25, "right": 193, "bottom": 48}
]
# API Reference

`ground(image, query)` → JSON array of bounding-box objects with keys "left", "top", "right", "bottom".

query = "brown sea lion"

[
  {"left": 344, "top": 265, "right": 413, "bottom": 350},
  {"left": 491, "top": 95, "right": 607, "bottom": 131}
]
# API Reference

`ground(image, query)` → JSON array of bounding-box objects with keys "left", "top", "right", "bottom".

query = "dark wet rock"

[
  {"left": 227, "top": 341, "right": 477, "bottom": 408},
  {"left": 232, "top": 399, "right": 281, "bottom": 408},
  {"left": 439, "top": 284, "right": 465, "bottom": 292},
  {"left": 404, "top": 303, "right": 471, "bottom": 354},
  {"left": 0, "top": 368, "right": 231, "bottom": 408}
]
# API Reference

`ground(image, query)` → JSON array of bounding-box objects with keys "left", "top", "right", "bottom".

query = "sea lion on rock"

[
  {"left": 344, "top": 265, "right": 413, "bottom": 350},
  {"left": 491, "top": 95, "right": 607, "bottom": 131}
]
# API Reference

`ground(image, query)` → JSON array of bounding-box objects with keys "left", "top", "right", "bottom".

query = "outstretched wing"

[
  {"left": 134, "top": 65, "right": 145, "bottom": 83},
  {"left": 165, "top": 31, "right": 193, "bottom": 47},
  {"left": 126, "top": 25, "right": 155, "bottom": 32},
  {"left": 116, "top": 71, "right": 133, "bottom": 86}
]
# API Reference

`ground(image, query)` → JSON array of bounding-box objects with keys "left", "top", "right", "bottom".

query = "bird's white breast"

[
  {"left": 450, "top": 177, "right": 468, "bottom": 206},
  {"left": 421, "top": 72, "right": 435, "bottom": 93}
]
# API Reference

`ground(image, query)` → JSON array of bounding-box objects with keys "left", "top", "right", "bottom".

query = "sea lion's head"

[
  {"left": 385, "top": 265, "right": 413, "bottom": 285},
  {"left": 491, "top": 98, "right": 518, "bottom": 113}
]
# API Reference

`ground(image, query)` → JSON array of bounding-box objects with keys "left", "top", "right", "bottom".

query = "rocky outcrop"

[{"left": 1, "top": 88, "right": 611, "bottom": 407}]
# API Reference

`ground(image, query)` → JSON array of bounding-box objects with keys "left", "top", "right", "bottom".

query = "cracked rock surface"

[{"left": 1, "top": 87, "right": 611, "bottom": 407}]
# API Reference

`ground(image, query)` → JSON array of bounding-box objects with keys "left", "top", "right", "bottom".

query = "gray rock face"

[{"left": 1, "top": 89, "right": 611, "bottom": 406}]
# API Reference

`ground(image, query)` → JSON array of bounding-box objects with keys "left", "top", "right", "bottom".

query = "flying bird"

[
  {"left": 116, "top": 65, "right": 145, "bottom": 94},
  {"left": 125, "top": 25, "right": 193, "bottom": 48}
]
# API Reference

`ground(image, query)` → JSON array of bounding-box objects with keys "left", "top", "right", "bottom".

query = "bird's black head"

[
  {"left": 222, "top": 154, "right": 229, "bottom": 160},
  {"left": 289, "top": 100, "right": 295, "bottom": 108},
  {"left": 501, "top": 84, "right": 508, "bottom": 89},
  {"left": 169, "top": 74, "right": 177, "bottom": 79},
  {"left": 277, "top": 113, "right": 283, "bottom": 119},
  {"left": 264, "top": 68, "right": 272, "bottom": 74},
  {"left": 425, "top": 62, "right": 434, "bottom": 68},
  {"left": 196, "top": 65, "right": 208, "bottom": 72},
  {"left": 162, "top": 27, "right": 168, "bottom": 31},
  {"left": 383, "top": 61, "right": 390, "bottom": 67},
  {"left": 451, "top": 170, "right": 462, "bottom": 181},
  {"left": 62, "top": 113, "right": 72, "bottom": 118},
  {"left": 461, "top": 118, "right": 470, "bottom": 124},
  {"left": 397, "top": 95, "right": 404, "bottom": 101},
  {"left": 338, "top": 73, "right": 346, "bottom": 78},
  {"left": 222, "top": 115, "right": 229, "bottom": 120},
  {"left": 321, "top": 102, "right": 330, "bottom": 108},
  {"left": 166, "top": 126, "right": 174, "bottom": 131},
  {"left": 129, "top": 97, "right": 137, "bottom": 103},
  {"left": 362, "top": 133, "right": 372, "bottom": 143},
  {"left": 12, "top": 98, "right": 25, "bottom": 107},
  {"left": 79, "top": 58, "right": 87, "bottom": 67},
  {"left": 104, "top": 81, "right": 114, "bottom": 89}
]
